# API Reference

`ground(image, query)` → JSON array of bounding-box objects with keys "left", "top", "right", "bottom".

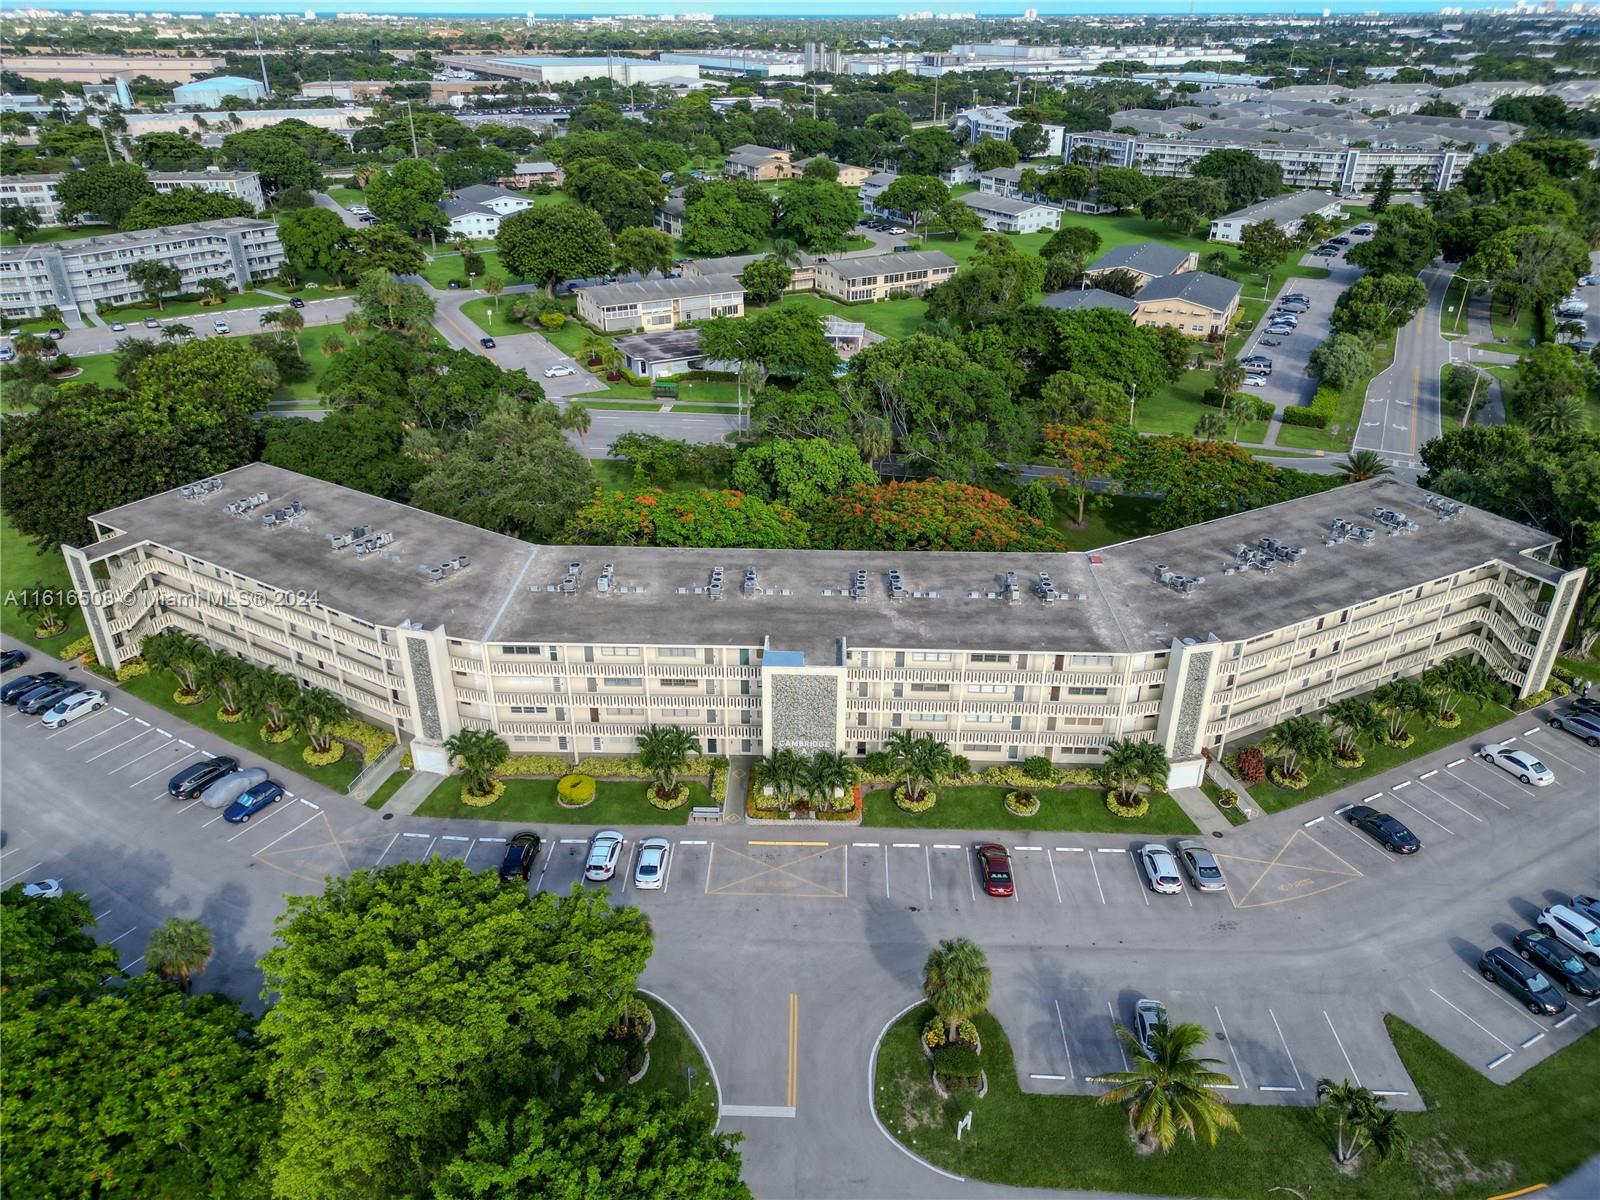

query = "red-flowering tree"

[
  {"left": 812, "top": 480, "right": 1062, "bottom": 552},
  {"left": 1041, "top": 420, "right": 1129, "bottom": 527},
  {"left": 568, "top": 489, "right": 811, "bottom": 549}
]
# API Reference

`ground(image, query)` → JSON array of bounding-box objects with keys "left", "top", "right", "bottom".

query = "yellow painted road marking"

[
  {"left": 787, "top": 993, "right": 799, "bottom": 1110},
  {"left": 748, "top": 840, "right": 828, "bottom": 847},
  {"left": 707, "top": 843, "right": 846, "bottom": 898},
  {"left": 1486, "top": 1187, "right": 1547, "bottom": 1200}
]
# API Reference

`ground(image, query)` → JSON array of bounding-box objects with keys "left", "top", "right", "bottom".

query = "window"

[
  {"left": 1067, "top": 686, "right": 1109, "bottom": 697},
  {"left": 601, "top": 677, "right": 642, "bottom": 688},
  {"left": 910, "top": 683, "right": 949, "bottom": 694},
  {"left": 1069, "top": 654, "right": 1114, "bottom": 667},
  {"left": 967, "top": 683, "right": 1007, "bottom": 694},
  {"left": 501, "top": 644, "right": 542, "bottom": 655},
  {"left": 607, "top": 707, "right": 646, "bottom": 717},
  {"left": 911, "top": 651, "right": 951, "bottom": 663},
  {"left": 598, "top": 646, "right": 640, "bottom": 657},
  {"left": 969, "top": 653, "right": 1011, "bottom": 664},
  {"left": 910, "top": 712, "right": 948, "bottom": 723},
  {"left": 660, "top": 678, "right": 698, "bottom": 688},
  {"left": 509, "top": 705, "right": 550, "bottom": 715},
  {"left": 966, "top": 713, "right": 1004, "bottom": 724},
  {"left": 657, "top": 647, "right": 696, "bottom": 658}
]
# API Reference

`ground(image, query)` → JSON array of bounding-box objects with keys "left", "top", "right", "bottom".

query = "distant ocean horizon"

[{"left": 18, "top": 1, "right": 1505, "bottom": 19}]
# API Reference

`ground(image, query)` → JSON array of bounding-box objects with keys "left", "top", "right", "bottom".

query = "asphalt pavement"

[
  {"left": 4, "top": 636, "right": 1597, "bottom": 1199},
  {"left": 46, "top": 295, "right": 355, "bottom": 360},
  {"left": 1353, "top": 262, "right": 1454, "bottom": 470}
]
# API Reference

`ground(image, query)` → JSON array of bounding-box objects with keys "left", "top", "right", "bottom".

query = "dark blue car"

[{"left": 223, "top": 780, "right": 284, "bottom": 823}]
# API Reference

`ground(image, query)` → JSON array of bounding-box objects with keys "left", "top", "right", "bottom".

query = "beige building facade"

[{"left": 68, "top": 465, "right": 1582, "bottom": 785}]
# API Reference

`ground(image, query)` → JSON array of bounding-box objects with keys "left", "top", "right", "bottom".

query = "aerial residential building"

[
  {"left": 950, "top": 105, "right": 1066, "bottom": 158},
  {"left": 682, "top": 252, "right": 817, "bottom": 292},
  {"left": 503, "top": 161, "right": 564, "bottom": 188},
  {"left": 1128, "top": 271, "right": 1242, "bottom": 338},
  {"left": 795, "top": 158, "right": 871, "bottom": 187},
  {"left": 171, "top": 74, "right": 268, "bottom": 107},
  {"left": 68, "top": 463, "right": 1582, "bottom": 788},
  {"left": 614, "top": 329, "right": 706, "bottom": 380},
  {"left": 858, "top": 170, "right": 900, "bottom": 216},
  {"left": 437, "top": 184, "right": 536, "bottom": 237},
  {"left": 1085, "top": 242, "right": 1198, "bottom": 287},
  {"left": 957, "top": 191, "right": 1060, "bottom": 234},
  {"left": 812, "top": 250, "right": 958, "bottom": 302},
  {"left": 0, "top": 169, "right": 266, "bottom": 226},
  {"left": 722, "top": 144, "right": 795, "bottom": 181},
  {"left": 575, "top": 274, "right": 744, "bottom": 333},
  {"left": 1040, "top": 287, "right": 1139, "bottom": 317},
  {"left": 654, "top": 191, "right": 688, "bottom": 238},
  {"left": 0, "top": 217, "right": 284, "bottom": 321},
  {"left": 0, "top": 174, "right": 74, "bottom": 227},
  {"left": 1208, "top": 190, "right": 1344, "bottom": 243}
]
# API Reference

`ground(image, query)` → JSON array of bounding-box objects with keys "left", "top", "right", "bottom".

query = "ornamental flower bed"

[
  {"left": 1104, "top": 791, "right": 1151, "bottom": 818},
  {"left": 1004, "top": 790, "right": 1040, "bottom": 817},
  {"left": 556, "top": 774, "right": 596, "bottom": 807},
  {"left": 894, "top": 783, "right": 937, "bottom": 813}
]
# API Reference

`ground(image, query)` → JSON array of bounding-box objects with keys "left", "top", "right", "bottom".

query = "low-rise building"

[
  {"left": 503, "top": 160, "right": 564, "bottom": 188},
  {"left": 1129, "top": 270, "right": 1241, "bottom": 338},
  {"left": 654, "top": 191, "right": 687, "bottom": 238},
  {"left": 0, "top": 173, "right": 73, "bottom": 227},
  {"left": 575, "top": 274, "right": 744, "bottom": 333},
  {"left": 723, "top": 144, "right": 794, "bottom": 181},
  {"left": 615, "top": 328, "right": 705, "bottom": 379},
  {"left": 437, "top": 184, "right": 537, "bottom": 238},
  {"left": 950, "top": 105, "right": 1066, "bottom": 158},
  {"left": 812, "top": 250, "right": 957, "bottom": 302},
  {"left": 171, "top": 74, "right": 268, "bottom": 107},
  {"left": 681, "top": 252, "right": 817, "bottom": 292},
  {"left": 795, "top": 157, "right": 870, "bottom": 187},
  {"left": 1085, "top": 242, "right": 1197, "bottom": 287},
  {"left": 957, "top": 191, "right": 1060, "bottom": 234},
  {"left": 1209, "top": 190, "right": 1344, "bottom": 243},
  {"left": 149, "top": 169, "right": 266, "bottom": 213},
  {"left": 0, "top": 217, "right": 283, "bottom": 321},
  {"left": 1040, "top": 287, "right": 1139, "bottom": 317}
]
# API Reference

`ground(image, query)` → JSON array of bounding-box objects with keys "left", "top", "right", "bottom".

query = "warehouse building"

[{"left": 67, "top": 464, "right": 1582, "bottom": 785}]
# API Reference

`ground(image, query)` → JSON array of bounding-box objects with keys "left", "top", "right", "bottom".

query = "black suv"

[
  {"left": 18, "top": 682, "right": 84, "bottom": 715},
  {"left": 1513, "top": 930, "right": 1600, "bottom": 997},
  {"left": 499, "top": 831, "right": 542, "bottom": 883},
  {"left": 1480, "top": 947, "right": 1568, "bottom": 1015},
  {"left": 2, "top": 671, "right": 62, "bottom": 704},
  {"left": 168, "top": 755, "right": 241, "bottom": 800}
]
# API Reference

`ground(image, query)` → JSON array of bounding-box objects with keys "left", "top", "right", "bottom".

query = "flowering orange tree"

[
  {"left": 1041, "top": 420, "right": 1130, "bottom": 527},
  {"left": 812, "top": 480, "right": 1063, "bottom": 552},
  {"left": 568, "top": 488, "right": 812, "bottom": 549}
]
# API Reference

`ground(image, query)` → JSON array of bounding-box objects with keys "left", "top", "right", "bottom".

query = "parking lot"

[{"left": 1237, "top": 241, "right": 1365, "bottom": 416}]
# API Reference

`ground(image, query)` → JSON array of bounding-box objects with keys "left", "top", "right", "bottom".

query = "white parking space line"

[
  {"left": 1521, "top": 734, "right": 1587, "bottom": 774},
  {"left": 1462, "top": 969, "right": 1549, "bottom": 1031},
  {"left": 620, "top": 842, "right": 638, "bottom": 896},
  {"left": 106, "top": 925, "right": 139, "bottom": 945},
  {"left": 85, "top": 731, "right": 154, "bottom": 763},
  {"left": 1046, "top": 849, "right": 1063, "bottom": 904},
  {"left": 1444, "top": 767, "right": 1513, "bottom": 810},
  {"left": 1428, "top": 988, "right": 1515, "bottom": 1054},
  {"left": 883, "top": 845, "right": 890, "bottom": 898},
  {"left": 1126, "top": 850, "right": 1150, "bottom": 906},
  {"left": 0, "top": 862, "right": 43, "bottom": 887},
  {"left": 121, "top": 955, "right": 144, "bottom": 973},
  {"left": 107, "top": 738, "right": 177, "bottom": 775},
  {"left": 661, "top": 844, "right": 674, "bottom": 893},
  {"left": 1322, "top": 1011, "right": 1361, "bottom": 1086},
  {"left": 131, "top": 753, "right": 199, "bottom": 788},
  {"left": 1085, "top": 848, "right": 1106, "bottom": 904},
  {"left": 202, "top": 810, "right": 229, "bottom": 828},
  {"left": 374, "top": 832, "right": 401, "bottom": 866},
  {"left": 45, "top": 709, "right": 113, "bottom": 738},
  {"left": 1411, "top": 779, "right": 1485, "bottom": 822},
  {"left": 1268, "top": 1008, "right": 1305, "bottom": 1091},
  {"left": 251, "top": 812, "right": 320, "bottom": 858},
  {"left": 1328, "top": 820, "right": 1393, "bottom": 863},
  {"left": 1385, "top": 790, "right": 1454, "bottom": 836},
  {"left": 224, "top": 801, "right": 294, "bottom": 841},
  {"left": 62, "top": 716, "right": 134, "bottom": 748},
  {"left": 1555, "top": 1013, "right": 1578, "bottom": 1029},
  {"left": 1053, "top": 999, "right": 1075, "bottom": 1080},
  {"left": 1107, "top": 1002, "right": 1130, "bottom": 1072},
  {"left": 1213, "top": 1007, "right": 1250, "bottom": 1090},
  {"left": 925, "top": 845, "right": 933, "bottom": 902}
]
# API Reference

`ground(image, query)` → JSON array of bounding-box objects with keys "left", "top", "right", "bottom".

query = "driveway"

[
  {"left": 312, "top": 189, "right": 364, "bottom": 230},
  {"left": 1234, "top": 246, "right": 1362, "bottom": 423},
  {"left": 1354, "top": 261, "right": 1455, "bottom": 467},
  {"left": 52, "top": 296, "right": 354, "bottom": 359}
]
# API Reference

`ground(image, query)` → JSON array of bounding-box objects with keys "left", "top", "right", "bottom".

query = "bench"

[{"left": 688, "top": 806, "right": 722, "bottom": 824}]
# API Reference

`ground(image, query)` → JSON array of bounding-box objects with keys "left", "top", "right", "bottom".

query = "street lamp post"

[{"left": 1128, "top": 381, "right": 1137, "bottom": 428}]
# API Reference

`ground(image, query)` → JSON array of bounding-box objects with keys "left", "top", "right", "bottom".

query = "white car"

[
  {"left": 1478, "top": 743, "right": 1555, "bottom": 786},
  {"left": 1539, "top": 904, "right": 1600, "bottom": 965},
  {"left": 585, "top": 829, "right": 624, "bottom": 881},
  {"left": 40, "top": 689, "right": 107, "bottom": 729},
  {"left": 21, "top": 878, "right": 63, "bottom": 899},
  {"left": 1132, "top": 998, "right": 1167, "bottom": 1059},
  {"left": 1137, "top": 843, "right": 1184, "bottom": 894},
  {"left": 110, "top": 320, "right": 126, "bottom": 332},
  {"left": 634, "top": 837, "right": 669, "bottom": 890},
  {"left": 212, "top": 319, "right": 231, "bottom": 334},
  {"left": 544, "top": 364, "right": 576, "bottom": 378},
  {"left": 1245, "top": 375, "right": 1269, "bottom": 386},
  {"left": 887, "top": 226, "right": 907, "bottom": 235}
]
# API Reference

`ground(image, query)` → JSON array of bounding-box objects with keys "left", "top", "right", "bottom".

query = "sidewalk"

[
  {"left": 1168, "top": 786, "right": 1234, "bottom": 837},
  {"left": 381, "top": 770, "right": 444, "bottom": 815}
]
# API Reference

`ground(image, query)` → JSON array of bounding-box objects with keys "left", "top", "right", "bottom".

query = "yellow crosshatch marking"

[
  {"left": 253, "top": 815, "right": 378, "bottom": 884},
  {"left": 706, "top": 842, "right": 846, "bottom": 899},
  {"left": 1216, "top": 829, "right": 1362, "bottom": 909}
]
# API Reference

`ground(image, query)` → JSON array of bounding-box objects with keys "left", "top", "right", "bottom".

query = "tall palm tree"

[
  {"left": 1525, "top": 394, "right": 1587, "bottom": 438},
  {"left": 1100, "top": 738, "right": 1169, "bottom": 804},
  {"left": 444, "top": 728, "right": 510, "bottom": 797},
  {"left": 1222, "top": 391, "right": 1256, "bottom": 441},
  {"left": 1213, "top": 358, "right": 1245, "bottom": 399},
  {"left": 202, "top": 652, "right": 253, "bottom": 719},
  {"left": 769, "top": 237, "right": 803, "bottom": 266},
  {"left": 142, "top": 629, "right": 211, "bottom": 697},
  {"left": 483, "top": 273, "right": 505, "bottom": 309},
  {"left": 245, "top": 668, "right": 301, "bottom": 737},
  {"left": 559, "top": 403, "right": 592, "bottom": 447},
  {"left": 145, "top": 916, "right": 213, "bottom": 994},
  {"left": 321, "top": 332, "right": 346, "bottom": 357},
  {"left": 275, "top": 306, "right": 306, "bottom": 359},
  {"left": 804, "top": 749, "right": 855, "bottom": 809},
  {"left": 922, "top": 937, "right": 991, "bottom": 1042},
  {"left": 1261, "top": 715, "right": 1333, "bottom": 781},
  {"left": 1193, "top": 409, "right": 1229, "bottom": 442},
  {"left": 1317, "top": 1078, "right": 1410, "bottom": 1166},
  {"left": 1097, "top": 1021, "right": 1240, "bottom": 1153},
  {"left": 886, "top": 731, "right": 953, "bottom": 801},
  {"left": 342, "top": 311, "right": 366, "bottom": 343},
  {"left": 1373, "top": 677, "right": 1426, "bottom": 743},
  {"left": 20, "top": 582, "right": 66, "bottom": 636},
  {"left": 353, "top": 164, "right": 378, "bottom": 207},
  {"left": 753, "top": 748, "right": 806, "bottom": 809},
  {"left": 294, "top": 687, "right": 348, "bottom": 755},
  {"left": 635, "top": 724, "right": 700, "bottom": 798},
  {"left": 1324, "top": 697, "right": 1383, "bottom": 761},
  {"left": 1339, "top": 449, "right": 1391, "bottom": 482},
  {"left": 854, "top": 413, "right": 893, "bottom": 468},
  {"left": 580, "top": 332, "right": 606, "bottom": 365}
]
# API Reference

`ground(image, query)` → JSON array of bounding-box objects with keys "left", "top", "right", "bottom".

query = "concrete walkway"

[
  {"left": 1168, "top": 785, "right": 1234, "bottom": 837},
  {"left": 381, "top": 770, "right": 444, "bottom": 815}
]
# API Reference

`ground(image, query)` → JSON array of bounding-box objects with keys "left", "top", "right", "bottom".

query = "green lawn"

[
  {"left": 1275, "top": 332, "right": 1397, "bottom": 453},
  {"left": 574, "top": 399, "right": 664, "bottom": 411},
  {"left": 592, "top": 460, "right": 707, "bottom": 493},
  {"left": 988, "top": 486, "right": 1161, "bottom": 552},
  {"left": 539, "top": 319, "right": 597, "bottom": 359},
  {"left": 421, "top": 249, "right": 509, "bottom": 289},
  {"left": 1200, "top": 772, "right": 1249, "bottom": 826},
  {"left": 272, "top": 325, "right": 359, "bottom": 402},
  {"left": 324, "top": 186, "right": 365, "bottom": 208},
  {"left": 598, "top": 996, "right": 720, "bottom": 1125},
  {"left": 1491, "top": 294, "right": 1539, "bottom": 346},
  {"left": 1138, "top": 368, "right": 1270, "bottom": 445},
  {"left": 874, "top": 1004, "right": 1600, "bottom": 1199},
  {"left": 1235, "top": 695, "right": 1514, "bottom": 813},
  {"left": 0, "top": 511, "right": 85, "bottom": 648},
  {"left": 777, "top": 291, "right": 928, "bottom": 339},
  {"left": 100, "top": 290, "right": 275, "bottom": 321},
  {"left": 119, "top": 671, "right": 365, "bottom": 792},
  {"left": 363, "top": 768, "right": 412, "bottom": 810},
  {"left": 54, "top": 352, "right": 122, "bottom": 391},
  {"left": 459, "top": 296, "right": 528, "bottom": 337},
  {"left": 414, "top": 775, "right": 704, "bottom": 825},
  {"left": 861, "top": 785, "right": 1197, "bottom": 834}
]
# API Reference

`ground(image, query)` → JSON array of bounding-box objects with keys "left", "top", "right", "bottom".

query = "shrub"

[
  {"left": 328, "top": 718, "right": 394, "bottom": 764},
  {"left": 1004, "top": 790, "right": 1040, "bottom": 816},
  {"left": 611, "top": 997, "right": 653, "bottom": 1039},
  {"left": 173, "top": 687, "right": 207, "bottom": 706},
  {"left": 1105, "top": 791, "right": 1150, "bottom": 818},
  {"left": 648, "top": 781, "right": 691, "bottom": 810},
  {"left": 115, "top": 657, "right": 148, "bottom": 682},
  {"left": 459, "top": 780, "right": 506, "bottom": 807},
  {"left": 1380, "top": 731, "right": 1416, "bottom": 749},
  {"left": 923, "top": 1017, "right": 979, "bottom": 1050},
  {"left": 538, "top": 311, "right": 566, "bottom": 330},
  {"left": 1216, "top": 788, "right": 1238, "bottom": 808},
  {"left": 1333, "top": 751, "right": 1365, "bottom": 768},
  {"left": 1280, "top": 385, "right": 1341, "bottom": 429},
  {"left": 1022, "top": 755, "right": 1054, "bottom": 781},
  {"left": 1269, "top": 766, "right": 1309, "bottom": 789},
  {"left": 861, "top": 750, "right": 898, "bottom": 777},
  {"left": 260, "top": 723, "right": 295, "bottom": 743},
  {"left": 62, "top": 635, "right": 94, "bottom": 661},
  {"left": 217, "top": 707, "right": 245, "bottom": 724},
  {"left": 556, "top": 773, "right": 596, "bottom": 805},
  {"left": 933, "top": 1044, "right": 983, "bottom": 1090},
  {"left": 400, "top": 750, "right": 414, "bottom": 770},
  {"left": 951, "top": 754, "right": 972, "bottom": 777},
  {"left": 1548, "top": 677, "right": 1571, "bottom": 697},
  {"left": 1233, "top": 746, "right": 1267, "bottom": 784},
  {"left": 1514, "top": 688, "right": 1551, "bottom": 712},
  {"left": 303, "top": 743, "right": 346, "bottom": 767},
  {"left": 893, "top": 783, "right": 937, "bottom": 813},
  {"left": 1427, "top": 711, "right": 1462, "bottom": 728}
]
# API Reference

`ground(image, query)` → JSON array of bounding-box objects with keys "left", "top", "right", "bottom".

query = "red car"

[{"left": 976, "top": 843, "right": 1014, "bottom": 898}]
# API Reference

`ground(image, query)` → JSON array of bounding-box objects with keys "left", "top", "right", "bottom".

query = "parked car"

[
  {"left": 1343, "top": 804, "right": 1421, "bottom": 853},
  {"left": 1478, "top": 743, "right": 1555, "bottom": 786},
  {"left": 1480, "top": 947, "right": 1567, "bottom": 1015},
  {"left": 976, "top": 843, "right": 1014, "bottom": 898},
  {"left": 45, "top": 327, "right": 63, "bottom": 339},
  {"left": 1513, "top": 929, "right": 1600, "bottom": 996},
  {"left": 169, "top": 755, "right": 241, "bottom": 799},
  {"left": 634, "top": 837, "right": 669, "bottom": 890},
  {"left": 1133, "top": 998, "right": 1167, "bottom": 1059},
  {"left": 1539, "top": 904, "right": 1600, "bottom": 964},
  {"left": 544, "top": 364, "right": 575, "bottom": 378},
  {"left": 40, "top": 688, "right": 107, "bottom": 729},
  {"left": 585, "top": 829, "right": 624, "bottom": 881},
  {"left": 1569, "top": 696, "right": 1600, "bottom": 718},
  {"left": 143, "top": 317, "right": 161, "bottom": 329},
  {"left": 479, "top": 336, "right": 496, "bottom": 349},
  {"left": 1281, "top": 292, "right": 1311, "bottom": 305},
  {"left": 19, "top": 682, "right": 85, "bottom": 715},
  {"left": 0, "top": 345, "right": 12, "bottom": 362},
  {"left": 21, "top": 879, "right": 63, "bottom": 899},
  {"left": 1259, "top": 337, "right": 1282, "bottom": 347},
  {"left": 1245, "top": 375, "right": 1268, "bottom": 386},
  {"left": 1314, "top": 245, "right": 1339, "bottom": 257},
  {"left": 223, "top": 780, "right": 285, "bottom": 823},
  {"left": 1176, "top": 840, "right": 1227, "bottom": 892},
  {"left": 1, "top": 648, "right": 27, "bottom": 671},
  {"left": 1352, "top": 224, "right": 1375, "bottom": 235},
  {"left": 199, "top": 767, "right": 269, "bottom": 810},
  {"left": 1329, "top": 236, "right": 1351, "bottom": 246},
  {"left": 288, "top": 296, "right": 305, "bottom": 309},
  {"left": 1137, "top": 843, "right": 1184, "bottom": 894},
  {"left": 1240, "top": 355, "right": 1272, "bottom": 370},
  {"left": 1265, "top": 325, "right": 1295, "bottom": 336},
  {"left": 109, "top": 320, "right": 126, "bottom": 332},
  {"left": 214, "top": 320, "right": 232, "bottom": 334},
  {"left": 2, "top": 671, "right": 62, "bottom": 704},
  {"left": 887, "top": 226, "right": 908, "bottom": 235},
  {"left": 1547, "top": 710, "right": 1600, "bottom": 746},
  {"left": 1580, "top": 274, "right": 1597, "bottom": 286},
  {"left": 1571, "top": 894, "right": 1600, "bottom": 926},
  {"left": 1269, "top": 312, "right": 1300, "bottom": 325},
  {"left": 499, "top": 831, "right": 542, "bottom": 882}
]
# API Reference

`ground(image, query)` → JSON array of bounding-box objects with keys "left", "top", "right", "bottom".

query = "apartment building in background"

[
  {"left": 68, "top": 464, "right": 1582, "bottom": 786},
  {"left": 0, "top": 217, "right": 284, "bottom": 321},
  {"left": 722, "top": 144, "right": 795, "bottom": 181},
  {"left": 950, "top": 106, "right": 1067, "bottom": 159},
  {"left": 574, "top": 274, "right": 744, "bottom": 333},
  {"left": 958, "top": 191, "right": 1061, "bottom": 233},
  {"left": 811, "top": 250, "right": 957, "bottom": 301},
  {"left": 1209, "top": 191, "right": 1345, "bottom": 244},
  {"left": 0, "top": 169, "right": 265, "bottom": 227}
]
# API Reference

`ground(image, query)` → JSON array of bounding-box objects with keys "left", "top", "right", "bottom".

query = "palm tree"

[
  {"left": 245, "top": 668, "right": 302, "bottom": 737},
  {"left": 145, "top": 916, "right": 213, "bottom": 994},
  {"left": 1097, "top": 1021, "right": 1240, "bottom": 1153},
  {"left": 885, "top": 730, "right": 953, "bottom": 802},
  {"left": 1100, "top": 738, "right": 1170, "bottom": 804},
  {"left": 854, "top": 413, "right": 893, "bottom": 467},
  {"left": 752, "top": 748, "right": 806, "bottom": 809},
  {"left": 483, "top": 273, "right": 505, "bottom": 309},
  {"left": 1194, "top": 409, "right": 1229, "bottom": 441},
  {"left": 444, "top": 728, "right": 510, "bottom": 797},
  {"left": 160, "top": 323, "right": 195, "bottom": 341},
  {"left": 636, "top": 724, "right": 700, "bottom": 799},
  {"left": 1373, "top": 677, "right": 1426, "bottom": 743},
  {"left": 804, "top": 749, "right": 855, "bottom": 809},
  {"left": 580, "top": 332, "right": 606, "bottom": 365},
  {"left": 769, "top": 237, "right": 803, "bottom": 266},
  {"left": 320, "top": 332, "right": 346, "bottom": 357},
  {"left": 1317, "top": 1078, "right": 1410, "bottom": 1166},
  {"left": 1222, "top": 392, "right": 1256, "bottom": 441},
  {"left": 342, "top": 311, "right": 366, "bottom": 343},
  {"left": 202, "top": 652, "right": 253, "bottom": 719},
  {"left": 1213, "top": 358, "right": 1244, "bottom": 399},
  {"left": 294, "top": 687, "right": 348, "bottom": 755},
  {"left": 141, "top": 629, "right": 211, "bottom": 697},
  {"left": 1261, "top": 715, "right": 1334, "bottom": 782},
  {"left": 20, "top": 582, "right": 66, "bottom": 636},
  {"left": 559, "top": 402, "right": 592, "bottom": 447},
  {"left": 1324, "top": 697, "right": 1383, "bottom": 761},
  {"left": 1339, "top": 449, "right": 1391, "bottom": 482},
  {"left": 922, "top": 937, "right": 991, "bottom": 1042},
  {"left": 274, "top": 306, "right": 306, "bottom": 358},
  {"left": 353, "top": 164, "right": 379, "bottom": 207},
  {"left": 1526, "top": 394, "right": 1587, "bottom": 438}
]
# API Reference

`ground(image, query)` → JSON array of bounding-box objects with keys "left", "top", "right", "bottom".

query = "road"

[
  {"left": 51, "top": 295, "right": 355, "bottom": 360},
  {"left": 4, "top": 637, "right": 1597, "bottom": 1199},
  {"left": 1353, "top": 263, "right": 1454, "bottom": 470}
]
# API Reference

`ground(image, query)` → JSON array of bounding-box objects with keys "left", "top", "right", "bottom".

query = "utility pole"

[
  {"left": 404, "top": 98, "right": 419, "bottom": 157},
  {"left": 253, "top": 19, "right": 271, "bottom": 97}
]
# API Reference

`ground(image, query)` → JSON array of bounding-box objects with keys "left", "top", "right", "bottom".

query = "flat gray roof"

[
  {"left": 0, "top": 216, "right": 275, "bottom": 263},
  {"left": 88, "top": 465, "right": 1561, "bottom": 663},
  {"left": 959, "top": 191, "right": 1048, "bottom": 215},
  {"left": 1219, "top": 190, "right": 1343, "bottom": 225},
  {"left": 821, "top": 250, "right": 956, "bottom": 280},
  {"left": 576, "top": 273, "right": 742, "bottom": 307},
  {"left": 614, "top": 328, "right": 702, "bottom": 363}
]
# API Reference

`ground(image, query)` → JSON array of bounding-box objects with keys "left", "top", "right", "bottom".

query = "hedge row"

[{"left": 1280, "top": 385, "right": 1341, "bottom": 429}]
